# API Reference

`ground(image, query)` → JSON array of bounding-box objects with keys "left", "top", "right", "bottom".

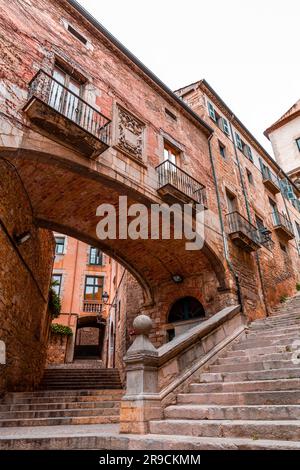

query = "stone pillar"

[{"left": 119, "top": 315, "right": 162, "bottom": 434}]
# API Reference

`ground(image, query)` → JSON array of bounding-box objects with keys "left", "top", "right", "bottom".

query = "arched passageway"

[{"left": 74, "top": 316, "right": 106, "bottom": 361}]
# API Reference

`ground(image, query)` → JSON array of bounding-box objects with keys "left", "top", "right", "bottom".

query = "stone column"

[{"left": 119, "top": 315, "right": 162, "bottom": 434}]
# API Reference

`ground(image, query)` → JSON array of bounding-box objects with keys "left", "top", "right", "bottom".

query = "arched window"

[{"left": 168, "top": 297, "right": 205, "bottom": 324}]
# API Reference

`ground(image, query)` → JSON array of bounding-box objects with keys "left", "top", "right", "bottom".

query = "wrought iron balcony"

[
  {"left": 82, "top": 300, "right": 103, "bottom": 313},
  {"left": 226, "top": 211, "right": 262, "bottom": 252},
  {"left": 23, "top": 70, "right": 111, "bottom": 158},
  {"left": 156, "top": 160, "right": 207, "bottom": 207},
  {"left": 270, "top": 211, "right": 294, "bottom": 240},
  {"left": 262, "top": 166, "right": 281, "bottom": 194}
]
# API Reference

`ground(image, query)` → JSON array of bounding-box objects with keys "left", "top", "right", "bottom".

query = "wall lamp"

[
  {"left": 172, "top": 274, "right": 184, "bottom": 284},
  {"left": 102, "top": 291, "right": 117, "bottom": 309},
  {"left": 14, "top": 230, "right": 31, "bottom": 245}
]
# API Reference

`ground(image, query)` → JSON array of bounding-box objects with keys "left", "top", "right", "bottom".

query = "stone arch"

[{"left": 168, "top": 296, "right": 206, "bottom": 324}]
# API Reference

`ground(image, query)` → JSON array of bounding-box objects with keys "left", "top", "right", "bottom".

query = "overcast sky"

[{"left": 78, "top": 0, "right": 299, "bottom": 153}]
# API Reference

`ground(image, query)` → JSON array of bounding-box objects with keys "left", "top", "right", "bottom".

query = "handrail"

[
  {"left": 157, "top": 305, "right": 241, "bottom": 365},
  {"left": 156, "top": 160, "right": 207, "bottom": 205},
  {"left": 226, "top": 211, "right": 261, "bottom": 245},
  {"left": 271, "top": 211, "right": 294, "bottom": 234},
  {"left": 28, "top": 70, "right": 109, "bottom": 119},
  {"left": 262, "top": 165, "right": 280, "bottom": 188},
  {"left": 27, "top": 69, "right": 111, "bottom": 142}
]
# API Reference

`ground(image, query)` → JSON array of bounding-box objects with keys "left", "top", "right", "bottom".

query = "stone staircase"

[
  {"left": 149, "top": 296, "right": 300, "bottom": 447},
  {"left": 0, "top": 368, "right": 123, "bottom": 427},
  {"left": 39, "top": 367, "right": 122, "bottom": 390}
]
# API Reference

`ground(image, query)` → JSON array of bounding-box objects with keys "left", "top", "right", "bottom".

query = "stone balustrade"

[{"left": 120, "top": 305, "right": 245, "bottom": 433}]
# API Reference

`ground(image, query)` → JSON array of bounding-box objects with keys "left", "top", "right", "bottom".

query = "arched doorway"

[
  {"left": 167, "top": 297, "right": 206, "bottom": 341},
  {"left": 74, "top": 316, "right": 106, "bottom": 361}
]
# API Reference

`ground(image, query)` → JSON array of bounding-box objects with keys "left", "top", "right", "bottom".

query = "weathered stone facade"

[
  {"left": 1, "top": 0, "right": 300, "bottom": 395},
  {"left": 0, "top": 159, "right": 54, "bottom": 394}
]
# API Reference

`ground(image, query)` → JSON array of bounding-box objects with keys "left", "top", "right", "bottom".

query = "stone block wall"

[{"left": 0, "top": 159, "right": 54, "bottom": 394}]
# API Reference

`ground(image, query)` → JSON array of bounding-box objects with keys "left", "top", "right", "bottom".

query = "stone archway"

[{"left": 74, "top": 315, "right": 106, "bottom": 362}]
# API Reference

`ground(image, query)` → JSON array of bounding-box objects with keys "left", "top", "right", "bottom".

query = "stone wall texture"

[{"left": 0, "top": 159, "right": 54, "bottom": 394}]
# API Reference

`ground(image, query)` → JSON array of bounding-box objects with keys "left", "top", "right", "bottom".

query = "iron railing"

[
  {"left": 262, "top": 166, "right": 280, "bottom": 189},
  {"left": 270, "top": 211, "right": 294, "bottom": 235},
  {"left": 83, "top": 301, "right": 103, "bottom": 313},
  {"left": 226, "top": 211, "right": 262, "bottom": 245},
  {"left": 27, "top": 70, "right": 111, "bottom": 144},
  {"left": 156, "top": 160, "right": 207, "bottom": 206}
]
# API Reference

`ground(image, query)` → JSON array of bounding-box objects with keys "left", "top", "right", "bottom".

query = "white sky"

[{"left": 78, "top": 0, "right": 299, "bottom": 153}]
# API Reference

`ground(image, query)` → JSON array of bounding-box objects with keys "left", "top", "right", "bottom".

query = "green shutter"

[
  {"left": 235, "top": 132, "right": 243, "bottom": 150},
  {"left": 223, "top": 118, "right": 230, "bottom": 135},
  {"left": 208, "top": 102, "right": 216, "bottom": 121}
]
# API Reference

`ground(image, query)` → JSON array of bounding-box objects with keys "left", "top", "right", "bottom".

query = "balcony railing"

[
  {"left": 261, "top": 166, "right": 281, "bottom": 193},
  {"left": 270, "top": 211, "right": 294, "bottom": 239},
  {"left": 226, "top": 211, "right": 262, "bottom": 251},
  {"left": 82, "top": 301, "right": 103, "bottom": 313},
  {"left": 156, "top": 160, "right": 207, "bottom": 207},
  {"left": 24, "top": 70, "right": 111, "bottom": 157}
]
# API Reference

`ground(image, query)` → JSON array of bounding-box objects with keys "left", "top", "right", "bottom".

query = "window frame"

[
  {"left": 218, "top": 140, "right": 226, "bottom": 159},
  {"left": 89, "top": 247, "right": 103, "bottom": 266},
  {"left": 207, "top": 101, "right": 216, "bottom": 121},
  {"left": 84, "top": 275, "right": 104, "bottom": 301},
  {"left": 55, "top": 236, "right": 65, "bottom": 255},
  {"left": 52, "top": 274, "right": 62, "bottom": 296}
]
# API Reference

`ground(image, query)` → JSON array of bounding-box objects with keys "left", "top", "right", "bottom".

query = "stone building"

[
  {"left": 0, "top": 0, "right": 300, "bottom": 420},
  {"left": 265, "top": 99, "right": 300, "bottom": 188},
  {"left": 47, "top": 235, "right": 112, "bottom": 365}
]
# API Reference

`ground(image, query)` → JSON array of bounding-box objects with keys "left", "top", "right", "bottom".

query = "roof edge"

[{"left": 65, "top": 0, "right": 213, "bottom": 135}]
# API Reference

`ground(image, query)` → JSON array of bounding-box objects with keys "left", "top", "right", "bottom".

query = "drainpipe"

[
  {"left": 207, "top": 135, "right": 243, "bottom": 311},
  {"left": 228, "top": 118, "right": 269, "bottom": 316}
]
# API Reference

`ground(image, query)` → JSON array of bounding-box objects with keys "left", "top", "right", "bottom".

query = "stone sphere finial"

[{"left": 133, "top": 315, "right": 153, "bottom": 335}]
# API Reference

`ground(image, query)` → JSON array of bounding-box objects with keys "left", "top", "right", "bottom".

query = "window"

[
  {"left": 246, "top": 169, "right": 254, "bottom": 185},
  {"left": 235, "top": 132, "right": 243, "bottom": 151},
  {"left": 165, "top": 108, "right": 177, "bottom": 121},
  {"left": 222, "top": 117, "right": 230, "bottom": 136},
  {"left": 67, "top": 24, "right": 88, "bottom": 45},
  {"left": 219, "top": 141, "right": 226, "bottom": 159},
  {"left": 207, "top": 102, "right": 230, "bottom": 136},
  {"left": 168, "top": 297, "right": 205, "bottom": 323},
  {"left": 269, "top": 198, "right": 279, "bottom": 225},
  {"left": 52, "top": 274, "right": 62, "bottom": 296},
  {"left": 50, "top": 66, "right": 82, "bottom": 121},
  {"left": 89, "top": 247, "right": 102, "bottom": 265},
  {"left": 235, "top": 133, "right": 253, "bottom": 162},
  {"left": 84, "top": 276, "right": 104, "bottom": 301},
  {"left": 55, "top": 236, "right": 65, "bottom": 255},
  {"left": 208, "top": 101, "right": 216, "bottom": 121},
  {"left": 164, "top": 141, "right": 179, "bottom": 166},
  {"left": 226, "top": 190, "right": 237, "bottom": 213},
  {"left": 296, "top": 138, "right": 300, "bottom": 151}
]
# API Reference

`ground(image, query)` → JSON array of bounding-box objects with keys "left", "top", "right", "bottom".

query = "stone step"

[
  {"left": 0, "top": 407, "right": 119, "bottom": 420},
  {"left": 232, "top": 337, "right": 297, "bottom": 350},
  {"left": 0, "top": 400, "right": 120, "bottom": 412},
  {"left": 189, "top": 378, "right": 300, "bottom": 393},
  {"left": 165, "top": 404, "right": 300, "bottom": 420},
  {"left": 200, "top": 367, "right": 300, "bottom": 383},
  {"left": 1, "top": 429, "right": 300, "bottom": 450},
  {"left": 209, "top": 360, "right": 300, "bottom": 373},
  {"left": 218, "top": 351, "right": 293, "bottom": 364},
  {"left": 177, "top": 390, "right": 300, "bottom": 406},
  {"left": 149, "top": 419, "right": 300, "bottom": 441},
  {"left": 38, "top": 385, "right": 123, "bottom": 391},
  {"left": 3, "top": 394, "right": 123, "bottom": 405},
  {"left": 0, "top": 415, "right": 120, "bottom": 427},
  {"left": 245, "top": 331, "right": 300, "bottom": 341},
  {"left": 225, "top": 344, "right": 292, "bottom": 357},
  {"left": 5, "top": 389, "right": 123, "bottom": 398}
]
